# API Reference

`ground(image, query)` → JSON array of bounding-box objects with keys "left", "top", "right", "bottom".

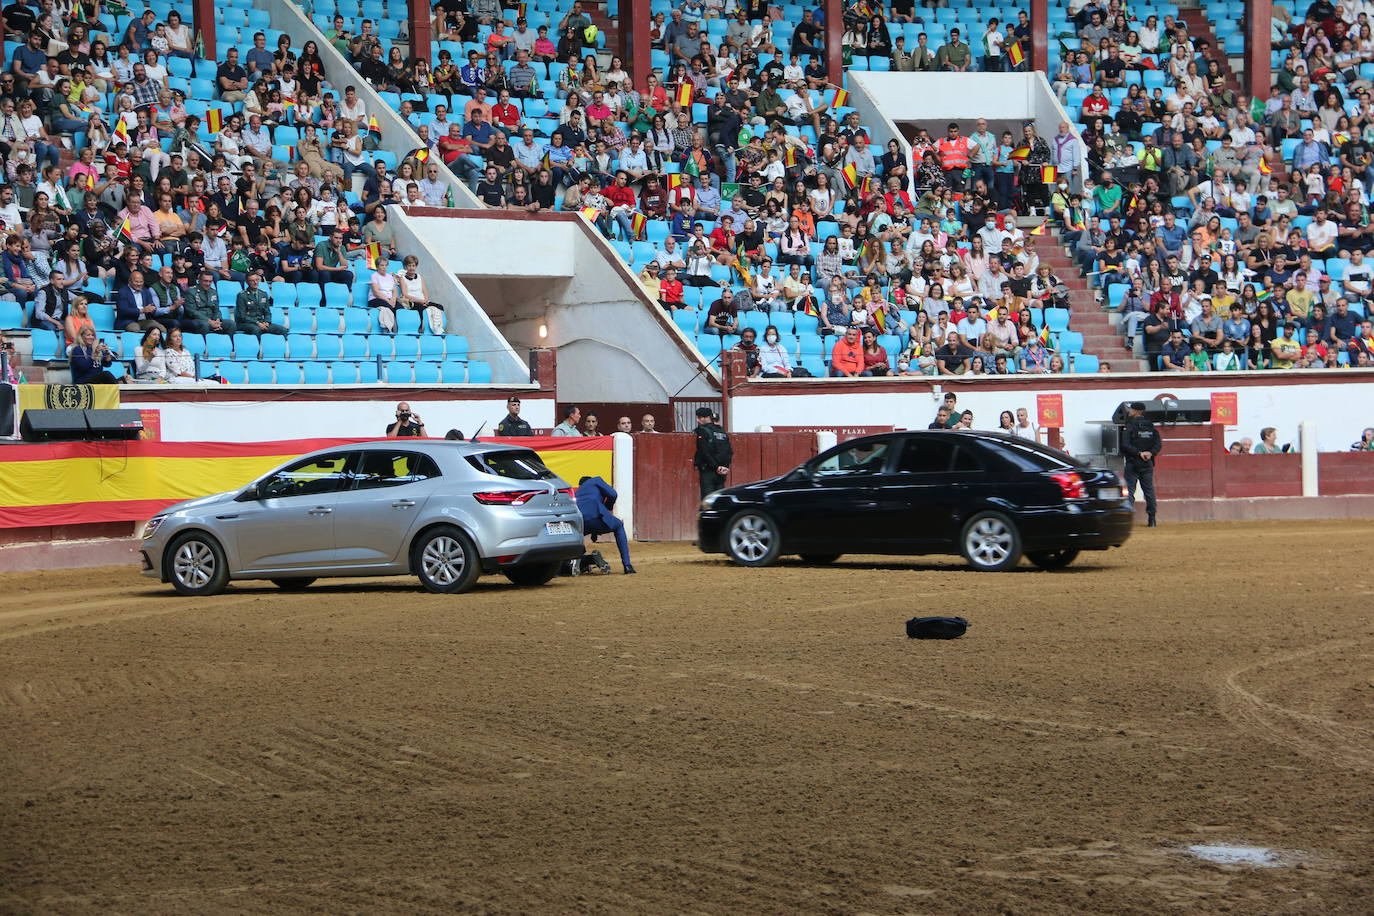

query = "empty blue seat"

[
  {"left": 342, "top": 335, "right": 368, "bottom": 359},
  {"left": 1072, "top": 353, "right": 1099, "bottom": 373},
  {"left": 395, "top": 310, "right": 421, "bottom": 335},
  {"left": 217, "top": 360, "right": 248, "bottom": 384},
  {"left": 273, "top": 282, "right": 298, "bottom": 307},
  {"left": 342, "top": 307, "right": 372, "bottom": 334},
  {"left": 1044, "top": 308, "right": 1071, "bottom": 333},
  {"left": 367, "top": 333, "right": 394, "bottom": 358},
  {"left": 205, "top": 334, "right": 233, "bottom": 358},
  {"left": 393, "top": 335, "right": 421, "bottom": 360},
  {"left": 245, "top": 361, "right": 274, "bottom": 384},
  {"left": 440, "top": 360, "right": 467, "bottom": 382},
  {"left": 358, "top": 362, "right": 380, "bottom": 384},
  {"left": 303, "top": 362, "right": 330, "bottom": 384},
  {"left": 286, "top": 334, "right": 315, "bottom": 359},
  {"left": 466, "top": 361, "right": 492, "bottom": 383},
  {"left": 413, "top": 361, "right": 441, "bottom": 383},
  {"left": 259, "top": 335, "right": 287, "bottom": 359},
  {"left": 444, "top": 335, "right": 469, "bottom": 359},
  {"left": 419, "top": 336, "right": 446, "bottom": 360},
  {"left": 330, "top": 360, "right": 359, "bottom": 383},
  {"left": 181, "top": 332, "right": 206, "bottom": 355},
  {"left": 274, "top": 361, "right": 303, "bottom": 384}
]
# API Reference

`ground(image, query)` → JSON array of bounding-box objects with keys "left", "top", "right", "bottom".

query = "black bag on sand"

[{"left": 906, "top": 616, "right": 969, "bottom": 639}]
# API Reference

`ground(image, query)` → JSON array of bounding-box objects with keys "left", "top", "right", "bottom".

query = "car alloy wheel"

[
  {"left": 961, "top": 512, "right": 1022, "bottom": 572},
  {"left": 423, "top": 535, "right": 467, "bottom": 586},
  {"left": 413, "top": 525, "right": 481, "bottom": 594},
  {"left": 166, "top": 532, "right": 230, "bottom": 596},
  {"left": 726, "top": 511, "right": 781, "bottom": 567}
]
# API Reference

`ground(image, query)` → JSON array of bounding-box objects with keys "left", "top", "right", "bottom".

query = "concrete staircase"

[{"left": 1034, "top": 228, "right": 1148, "bottom": 370}]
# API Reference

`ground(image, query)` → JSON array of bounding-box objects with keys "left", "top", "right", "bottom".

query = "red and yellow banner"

[
  {"left": 0, "top": 436, "right": 613, "bottom": 528},
  {"left": 1036, "top": 393, "right": 1065, "bottom": 429},
  {"left": 1210, "top": 391, "right": 1238, "bottom": 425}
]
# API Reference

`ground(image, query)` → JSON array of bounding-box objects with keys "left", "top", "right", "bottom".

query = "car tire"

[
  {"left": 412, "top": 525, "right": 481, "bottom": 594},
  {"left": 725, "top": 510, "right": 782, "bottom": 567},
  {"left": 798, "top": 553, "right": 841, "bottom": 565},
  {"left": 1027, "top": 549, "right": 1079, "bottom": 570},
  {"left": 960, "top": 512, "right": 1023, "bottom": 572},
  {"left": 504, "top": 562, "right": 561, "bottom": 586},
  {"left": 270, "top": 578, "right": 316, "bottom": 591},
  {"left": 166, "top": 531, "right": 231, "bottom": 596}
]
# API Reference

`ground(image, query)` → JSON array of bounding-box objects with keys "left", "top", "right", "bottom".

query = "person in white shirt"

[
  {"left": 653, "top": 237, "right": 686, "bottom": 270},
  {"left": 368, "top": 256, "right": 400, "bottom": 331},
  {"left": 956, "top": 303, "right": 989, "bottom": 344},
  {"left": 1343, "top": 249, "right": 1372, "bottom": 301},
  {"left": 340, "top": 85, "right": 367, "bottom": 121},
  {"left": 1011, "top": 407, "right": 1040, "bottom": 441},
  {"left": 1307, "top": 208, "right": 1339, "bottom": 253}
]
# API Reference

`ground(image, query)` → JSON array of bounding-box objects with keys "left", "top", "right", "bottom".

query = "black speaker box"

[
  {"left": 19, "top": 408, "right": 89, "bottom": 441},
  {"left": 19, "top": 408, "right": 143, "bottom": 441},
  {"left": 1112, "top": 399, "right": 1213, "bottom": 425},
  {"left": 83, "top": 409, "right": 144, "bottom": 440}
]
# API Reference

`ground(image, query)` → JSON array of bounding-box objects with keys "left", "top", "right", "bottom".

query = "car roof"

[
  {"left": 343, "top": 439, "right": 536, "bottom": 455},
  {"left": 833, "top": 429, "right": 1080, "bottom": 460}
]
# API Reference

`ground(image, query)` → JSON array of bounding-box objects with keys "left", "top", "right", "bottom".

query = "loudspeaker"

[
  {"left": 83, "top": 409, "right": 144, "bottom": 440},
  {"left": 19, "top": 408, "right": 144, "bottom": 441},
  {"left": 20, "top": 408, "right": 89, "bottom": 441},
  {"left": 1112, "top": 399, "right": 1213, "bottom": 425}
]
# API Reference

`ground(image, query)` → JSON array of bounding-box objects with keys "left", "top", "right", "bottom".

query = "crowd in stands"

[
  {"left": 1045, "top": 0, "right": 1374, "bottom": 370},
  {"left": 0, "top": 0, "right": 469, "bottom": 386},
  {"left": 328, "top": 0, "right": 1099, "bottom": 375}
]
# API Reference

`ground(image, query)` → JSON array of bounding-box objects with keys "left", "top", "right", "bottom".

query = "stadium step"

[{"left": 1039, "top": 226, "right": 1135, "bottom": 358}]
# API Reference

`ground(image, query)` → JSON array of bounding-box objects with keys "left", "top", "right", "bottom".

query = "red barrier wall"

[
  {"left": 632, "top": 432, "right": 818, "bottom": 541},
  {"left": 1318, "top": 452, "right": 1374, "bottom": 495}
]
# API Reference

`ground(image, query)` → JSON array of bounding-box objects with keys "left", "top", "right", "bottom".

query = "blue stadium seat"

[
  {"left": 181, "top": 333, "right": 206, "bottom": 355},
  {"left": 386, "top": 361, "right": 415, "bottom": 383},
  {"left": 444, "top": 335, "right": 469, "bottom": 359},
  {"left": 286, "top": 334, "right": 315, "bottom": 359},
  {"left": 393, "top": 335, "right": 421, "bottom": 360},
  {"left": 395, "top": 310, "right": 421, "bottom": 335},
  {"left": 413, "top": 361, "right": 441, "bottom": 383},
  {"left": 303, "top": 362, "right": 330, "bottom": 384},
  {"left": 342, "top": 307, "right": 372, "bottom": 334},
  {"left": 1072, "top": 353, "right": 1099, "bottom": 373},
  {"left": 330, "top": 360, "right": 360, "bottom": 383},
  {"left": 367, "top": 333, "right": 394, "bottom": 359},
  {"left": 259, "top": 335, "right": 287, "bottom": 360},
  {"left": 467, "top": 361, "right": 493, "bottom": 383},
  {"left": 342, "top": 335, "right": 368, "bottom": 359},
  {"left": 440, "top": 360, "right": 467, "bottom": 382},
  {"left": 245, "top": 361, "right": 275, "bottom": 384},
  {"left": 206, "top": 334, "right": 233, "bottom": 359},
  {"left": 272, "top": 282, "right": 298, "bottom": 307},
  {"left": 218, "top": 361, "right": 248, "bottom": 384},
  {"left": 274, "top": 362, "right": 304, "bottom": 384},
  {"left": 314, "top": 334, "right": 343, "bottom": 360},
  {"left": 419, "top": 336, "right": 446, "bottom": 360}
]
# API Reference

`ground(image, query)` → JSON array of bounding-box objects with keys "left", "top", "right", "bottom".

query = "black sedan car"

[{"left": 699, "top": 431, "right": 1132, "bottom": 571}]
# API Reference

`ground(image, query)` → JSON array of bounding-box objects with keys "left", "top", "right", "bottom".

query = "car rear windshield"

[
  {"left": 987, "top": 436, "right": 1086, "bottom": 472},
  {"left": 466, "top": 450, "right": 556, "bottom": 480}
]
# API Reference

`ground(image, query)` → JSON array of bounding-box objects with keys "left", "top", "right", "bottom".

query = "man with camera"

[{"left": 387, "top": 402, "right": 427, "bottom": 437}]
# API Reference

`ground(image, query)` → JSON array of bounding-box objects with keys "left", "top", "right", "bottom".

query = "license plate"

[
  {"left": 1099, "top": 487, "right": 1122, "bottom": 501},
  {"left": 545, "top": 521, "right": 575, "bottom": 535}
]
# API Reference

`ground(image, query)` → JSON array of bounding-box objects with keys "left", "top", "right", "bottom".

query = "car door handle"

[
  {"left": 215, "top": 513, "right": 239, "bottom": 520},
  {"left": 391, "top": 499, "right": 416, "bottom": 509},
  {"left": 308, "top": 506, "right": 332, "bottom": 516}
]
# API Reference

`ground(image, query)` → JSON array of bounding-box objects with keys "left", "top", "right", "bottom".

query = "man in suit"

[
  {"left": 115, "top": 270, "right": 166, "bottom": 334},
  {"left": 575, "top": 475, "right": 635, "bottom": 574}
]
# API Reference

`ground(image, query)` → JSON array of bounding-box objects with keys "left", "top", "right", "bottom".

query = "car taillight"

[
  {"left": 1050, "top": 471, "right": 1087, "bottom": 500},
  {"left": 558, "top": 487, "right": 576, "bottom": 498},
  {"left": 473, "top": 489, "right": 545, "bottom": 506}
]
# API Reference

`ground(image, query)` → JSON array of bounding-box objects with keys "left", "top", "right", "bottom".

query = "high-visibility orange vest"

[{"left": 937, "top": 136, "right": 971, "bottom": 172}]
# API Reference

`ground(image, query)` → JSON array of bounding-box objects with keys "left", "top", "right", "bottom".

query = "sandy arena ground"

[{"left": 2, "top": 520, "right": 1373, "bottom": 914}]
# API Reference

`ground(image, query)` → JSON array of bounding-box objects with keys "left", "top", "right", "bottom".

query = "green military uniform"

[
  {"left": 235, "top": 286, "right": 286, "bottom": 336},
  {"left": 183, "top": 285, "right": 237, "bottom": 335}
]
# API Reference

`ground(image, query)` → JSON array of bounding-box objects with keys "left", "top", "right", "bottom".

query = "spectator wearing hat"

[{"left": 496, "top": 396, "right": 533, "bottom": 436}]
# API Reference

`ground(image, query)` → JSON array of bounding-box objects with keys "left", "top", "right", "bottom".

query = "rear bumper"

[
  {"left": 481, "top": 543, "right": 585, "bottom": 573},
  {"left": 1021, "top": 503, "right": 1134, "bottom": 551}
]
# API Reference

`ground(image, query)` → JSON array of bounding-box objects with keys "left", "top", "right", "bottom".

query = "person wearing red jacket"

[
  {"left": 829, "top": 326, "right": 865, "bottom": 376},
  {"left": 602, "top": 171, "right": 639, "bottom": 240}
]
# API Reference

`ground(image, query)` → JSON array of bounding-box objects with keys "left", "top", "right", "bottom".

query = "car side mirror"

[{"left": 236, "top": 482, "right": 262, "bottom": 502}]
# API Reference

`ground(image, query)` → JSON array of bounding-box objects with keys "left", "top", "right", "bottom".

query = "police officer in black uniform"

[
  {"left": 495, "top": 395, "right": 533, "bottom": 436},
  {"left": 693, "top": 407, "right": 733, "bottom": 498},
  {"left": 1121, "top": 401, "right": 1162, "bottom": 526}
]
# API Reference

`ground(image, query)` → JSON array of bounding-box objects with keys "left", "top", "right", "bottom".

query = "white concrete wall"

[
  {"left": 125, "top": 395, "right": 554, "bottom": 442},
  {"left": 389, "top": 209, "right": 530, "bottom": 383},
  {"left": 848, "top": 71, "right": 1088, "bottom": 189},
  {"left": 729, "top": 378, "right": 1374, "bottom": 455},
  {"left": 400, "top": 214, "right": 718, "bottom": 404},
  {"left": 259, "top": 0, "right": 482, "bottom": 207}
]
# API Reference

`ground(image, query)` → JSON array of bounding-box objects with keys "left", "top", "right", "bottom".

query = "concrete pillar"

[
  {"left": 611, "top": 431, "right": 635, "bottom": 538},
  {"left": 194, "top": 0, "right": 216, "bottom": 60},
  {"left": 409, "top": 0, "right": 433, "bottom": 68},
  {"left": 1300, "top": 420, "right": 1318, "bottom": 497},
  {"left": 825, "top": 0, "right": 843, "bottom": 87},
  {"left": 1244, "top": 0, "right": 1272, "bottom": 104},
  {"left": 1031, "top": 0, "right": 1047, "bottom": 74},
  {"left": 626, "top": 0, "right": 652, "bottom": 88}
]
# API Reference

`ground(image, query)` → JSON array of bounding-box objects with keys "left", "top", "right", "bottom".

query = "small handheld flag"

[
  {"left": 112, "top": 119, "right": 129, "bottom": 145},
  {"left": 580, "top": 206, "right": 600, "bottom": 222},
  {"left": 784, "top": 146, "right": 797, "bottom": 168},
  {"left": 630, "top": 211, "right": 647, "bottom": 240},
  {"left": 1040, "top": 165, "right": 1057, "bottom": 184},
  {"left": 408, "top": 147, "right": 430, "bottom": 164},
  {"left": 364, "top": 242, "right": 382, "bottom": 269},
  {"left": 667, "top": 173, "right": 682, "bottom": 189},
  {"left": 116, "top": 217, "right": 135, "bottom": 246},
  {"left": 1029, "top": 220, "right": 1048, "bottom": 236},
  {"left": 840, "top": 163, "right": 858, "bottom": 190},
  {"left": 205, "top": 108, "right": 224, "bottom": 133},
  {"left": 676, "top": 82, "right": 694, "bottom": 108},
  {"left": 873, "top": 307, "right": 888, "bottom": 334},
  {"left": 1008, "top": 146, "right": 1030, "bottom": 161},
  {"left": 830, "top": 88, "right": 849, "bottom": 109},
  {"left": 1008, "top": 41, "right": 1025, "bottom": 67},
  {"left": 367, "top": 114, "right": 381, "bottom": 137},
  {"left": 802, "top": 299, "right": 819, "bottom": 318},
  {"left": 860, "top": 175, "right": 873, "bottom": 195},
  {"left": 1258, "top": 157, "right": 1272, "bottom": 175}
]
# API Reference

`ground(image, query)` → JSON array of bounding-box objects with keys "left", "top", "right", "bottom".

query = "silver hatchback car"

[{"left": 140, "top": 440, "right": 585, "bottom": 596}]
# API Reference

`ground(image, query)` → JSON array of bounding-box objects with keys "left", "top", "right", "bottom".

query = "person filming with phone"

[{"left": 386, "top": 401, "right": 427, "bottom": 437}]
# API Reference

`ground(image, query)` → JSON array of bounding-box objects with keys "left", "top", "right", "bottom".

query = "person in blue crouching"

[{"left": 575, "top": 475, "right": 635, "bottom": 574}]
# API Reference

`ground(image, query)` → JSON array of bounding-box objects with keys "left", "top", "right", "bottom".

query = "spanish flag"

[
  {"left": 364, "top": 242, "right": 382, "bottom": 269},
  {"left": 1039, "top": 323, "right": 1052, "bottom": 344},
  {"left": 1258, "top": 157, "right": 1272, "bottom": 175},
  {"left": 1008, "top": 40, "right": 1025, "bottom": 67},
  {"left": 1029, "top": 219, "right": 1048, "bottom": 236},
  {"left": 830, "top": 88, "right": 849, "bottom": 108},
  {"left": 116, "top": 216, "right": 136, "bottom": 246},
  {"left": 630, "top": 211, "right": 647, "bottom": 240},
  {"left": 1040, "top": 165, "right": 1057, "bottom": 184},
  {"left": 784, "top": 146, "right": 797, "bottom": 167},
  {"left": 802, "top": 298, "right": 819, "bottom": 318},
  {"left": 367, "top": 114, "right": 382, "bottom": 137},
  {"left": 840, "top": 162, "right": 859, "bottom": 189},
  {"left": 205, "top": 108, "right": 224, "bottom": 133},
  {"left": 112, "top": 118, "right": 130, "bottom": 145},
  {"left": 860, "top": 175, "right": 873, "bottom": 195},
  {"left": 408, "top": 146, "right": 430, "bottom": 164},
  {"left": 676, "top": 82, "right": 694, "bottom": 108},
  {"left": 580, "top": 206, "right": 600, "bottom": 222},
  {"left": 1008, "top": 145, "right": 1030, "bottom": 161},
  {"left": 667, "top": 173, "right": 682, "bottom": 189},
  {"left": 873, "top": 307, "right": 888, "bottom": 334}
]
